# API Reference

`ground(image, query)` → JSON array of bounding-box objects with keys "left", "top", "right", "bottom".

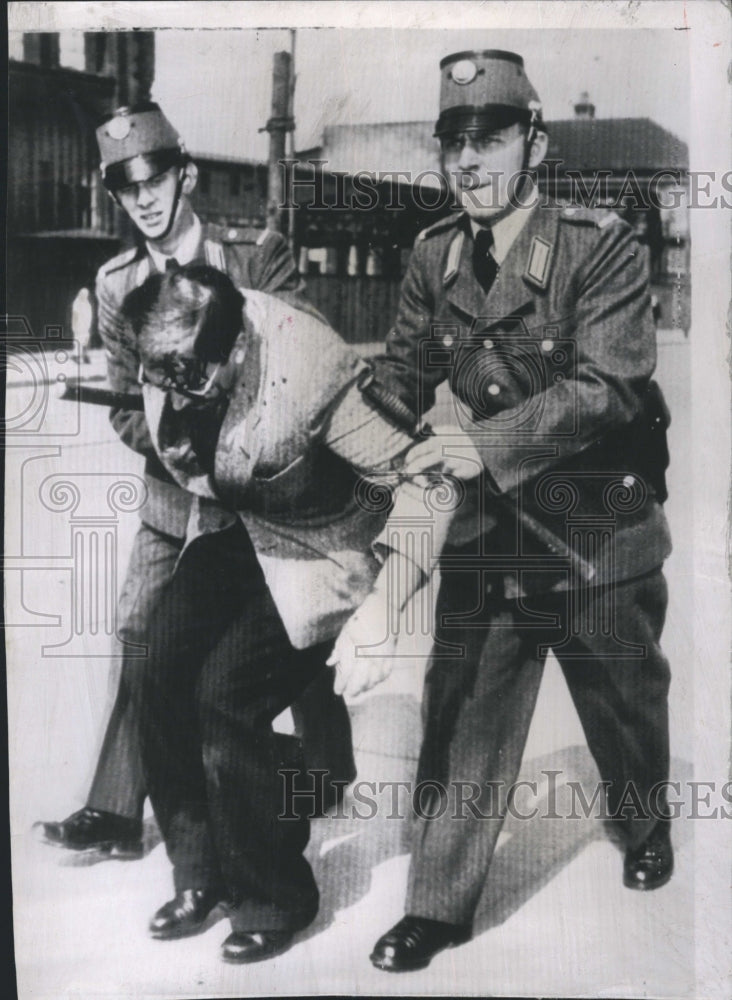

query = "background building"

[
  {"left": 7, "top": 36, "right": 689, "bottom": 348},
  {"left": 7, "top": 32, "right": 152, "bottom": 344},
  {"left": 290, "top": 96, "right": 690, "bottom": 340}
]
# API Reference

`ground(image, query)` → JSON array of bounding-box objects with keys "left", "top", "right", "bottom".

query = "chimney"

[
  {"left": 23, "top": 32, "right": 60, "bottom": 68},
  {"left": 83, "top": 31, "right": 155, "bottom": 107},
  {"left": 573, "top": 91, "right": 596, "bottom": 120}
]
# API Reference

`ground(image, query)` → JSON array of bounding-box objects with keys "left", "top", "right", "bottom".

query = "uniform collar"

[
  {"left": 447, "top": 190, "right": 559, "bottom": 322},
  {"left": 468, "top": 181, "right": 538, "bottom": 264},
  {"left": 146, "top": 214, "right": 203, "bottom": 272}
]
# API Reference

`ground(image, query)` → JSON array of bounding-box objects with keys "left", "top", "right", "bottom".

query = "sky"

[
  {"left": 10, "top": 26, "right": 691, "bottom": 161},
  {"left": 153, "top": 28, "right": 693, "bottom": 159}
]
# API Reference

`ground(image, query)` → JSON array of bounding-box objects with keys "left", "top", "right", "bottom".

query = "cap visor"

[
  {"left": 104, "top": 150, "right": 182, "bottom": 191},
  {"left": 435, "top": 105, "right": 531, "bottom": 137}
]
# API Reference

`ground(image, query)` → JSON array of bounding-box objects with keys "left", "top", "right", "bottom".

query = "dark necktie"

[
  {"left": 473, "top": 228, "right": 498, "bottom": 293},
  {"left": 165, "top": 256, "right": 180, "bottom": 272}
]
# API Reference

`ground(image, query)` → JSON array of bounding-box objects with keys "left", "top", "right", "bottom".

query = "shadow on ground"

[{"left": 297, "top": 725, "right": 694, "bottom": 942}]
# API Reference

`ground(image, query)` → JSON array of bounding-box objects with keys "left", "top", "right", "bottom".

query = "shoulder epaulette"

[
  {"left": 220, "top": 226, "right": 271, "bottom": 246},
  {"left": 417, "top": 213, "right": 462, "bottom": 242},
  {"left": 100, "top": 246, "right": 141, "bottom": 277},
  {"left": 560, "top": 206, "right": 621, "bottom": 229}
]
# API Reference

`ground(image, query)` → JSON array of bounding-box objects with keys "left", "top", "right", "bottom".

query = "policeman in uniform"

[
  {"left": 365, "top": 50, "right": 674, "bottom": 972},
  {"left": 37, "top": 103, "right": 355, "bottom": 901}
]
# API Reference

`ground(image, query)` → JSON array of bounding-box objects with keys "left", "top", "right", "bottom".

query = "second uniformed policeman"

[
  {"left": 364, "top": 50, "right": 674, "bottom": 972},
  {"left": 38, "top": 103, "right": 355, "bottom": 901}
]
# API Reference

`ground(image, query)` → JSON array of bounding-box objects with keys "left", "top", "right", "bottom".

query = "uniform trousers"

[
  {"left": 124, "top": 522, "right": 324, "bottom": 932},
  {"left": 88, "top": 521, "right": 354, "bottom": 820},
  {"left": 406, "top": 561, "right": 671, "bottom": 926}
]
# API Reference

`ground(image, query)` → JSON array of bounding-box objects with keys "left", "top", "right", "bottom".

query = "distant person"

[{"left": 70, "top": 287, "right": 93, "bottom": 362}]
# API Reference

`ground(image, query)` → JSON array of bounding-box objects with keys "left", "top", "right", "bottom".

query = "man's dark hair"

[{"left": 122, "top": 264, "right": 245, "bottom": 364}]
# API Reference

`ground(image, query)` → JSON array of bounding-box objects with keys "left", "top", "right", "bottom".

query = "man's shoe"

[
  {"left": 149, "top": 889, "right": 224, "bottom": 939},
  {"left": 221, "top": 929, "right": 294, "bottom": 964},
  {"left": 623, "top": 819, "right": 674, "bottom": 891},
  {"left": 34, "top": 807, "right": 143, "bottom": 859},
  {"left": 370, "top": 915, "right": 472, "bottom": 972}
]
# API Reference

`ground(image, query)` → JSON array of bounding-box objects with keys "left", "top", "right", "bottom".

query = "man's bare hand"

[
  {"left": 326, "top": 593, "right": 398, "bottom": 699},
  {"left": 404, "top": 424, "right": 483, "bottom": 480}
]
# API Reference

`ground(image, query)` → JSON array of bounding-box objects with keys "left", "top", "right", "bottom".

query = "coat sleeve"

[
  {"left": 95, "top": 267, "right": 155, "bottom": 458},
  {"left": 322, "top": 381, "right": 414, "bottom": 472},
  {"left": 322, "top": 384, "right": 460, "bottom": 587},
  {"left": 250, "top": 230, "right": 302, "bottom": 292},
  {"left": 474, "top": 221, "right": 656, "bottom": 495},
  {"left": 368, "top": 242, "right": 451, "bottom": 426}
]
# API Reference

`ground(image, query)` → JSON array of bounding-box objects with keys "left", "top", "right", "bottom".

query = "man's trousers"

[
  {"left": 124, "top": 522, "right": 325, "bottom": 932},
  {"left": 87, "top": 521, "right": 355, "bottom": 820},
  {"left": 406, "top": 564, "right": 672, "bottom": 926}
]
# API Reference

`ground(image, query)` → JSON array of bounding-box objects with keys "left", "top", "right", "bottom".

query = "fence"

[{"left": 303, "top": 274, "right": 403, "bottom": 345}]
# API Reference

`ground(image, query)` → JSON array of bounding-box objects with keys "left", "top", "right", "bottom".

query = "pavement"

[{"left": 4, "top": 333, "right": 711, "bottom": 998}]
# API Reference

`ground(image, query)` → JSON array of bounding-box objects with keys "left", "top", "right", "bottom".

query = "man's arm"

[
  {"left": 368, "top": 242, "right": 450, "bottom": 428},
  {"left": 95, "top": 267, "right": 156, "bottom": 458},
  {"left": 323, "top": 385, "right": 480, "bottom": 698}
]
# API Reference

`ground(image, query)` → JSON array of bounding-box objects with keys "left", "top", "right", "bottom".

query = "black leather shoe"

[
  {"left": 370, "top": 915, "right": 472, "bottom": 972},
  {"left": 34, "top": 807, "right": 143, "bottom": 859},
  {"left": 149, "top": 889, "right": 223, "bottom": 939},
  {"left": 221, "top": 929, "right": 294, "bottom": 963},
  {"left": 624, "top": 819, "right": 674, "bottom": 891}
]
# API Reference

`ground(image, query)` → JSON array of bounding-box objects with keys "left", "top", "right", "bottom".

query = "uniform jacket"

[
  {"left": 371, "top": 203, "right": 672, "bottom": 591},
  {"left": 95, "top": 220, "right": 312, "bottom": 537},
  {"left": 142, "top": 290, "right": 435, "bottom": 649}
]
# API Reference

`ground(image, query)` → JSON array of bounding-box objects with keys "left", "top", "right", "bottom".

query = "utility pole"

[
  {"left": 286, "top": 30, "right": 297, "bottom": 251},
  {"left": 263, "top": 50, "right": 294, "bottom": 235}
]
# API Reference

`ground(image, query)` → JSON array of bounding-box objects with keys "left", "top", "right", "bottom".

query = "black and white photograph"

[{"left": 5, "top": 1, "right": 731, "bottom": 997}]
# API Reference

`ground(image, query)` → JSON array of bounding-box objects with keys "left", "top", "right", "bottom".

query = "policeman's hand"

[
  {"left": 326, "top": 593, "right": 397, "bottom": 699},
  {"left": 404, "top": 424, "right": 483, "bottom": 480}
]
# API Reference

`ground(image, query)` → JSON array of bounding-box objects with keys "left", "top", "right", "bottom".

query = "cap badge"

[
  {"left": 450, "top": 59, "right": 478, "bottom": 85},
  {"left": 107, "top": 116, "right": 132, "bottom": 140}
]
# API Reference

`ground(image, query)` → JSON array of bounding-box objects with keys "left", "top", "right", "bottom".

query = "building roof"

[
  {"left": 190, "top": 151, "right": 266, "bottom": 169},
  {"left": 9, "top": 57, "right": 116, "bottom": 91},
  {"left": 296, "top": 117, "right": 688, "bottom": 183},
  {"left": 545, "top": 118, "right": 688, "bottom": 172}
]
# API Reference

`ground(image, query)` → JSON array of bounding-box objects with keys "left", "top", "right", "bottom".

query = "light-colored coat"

[{"left": 143, "top": 290, "right": 429, "bottom": 648}]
